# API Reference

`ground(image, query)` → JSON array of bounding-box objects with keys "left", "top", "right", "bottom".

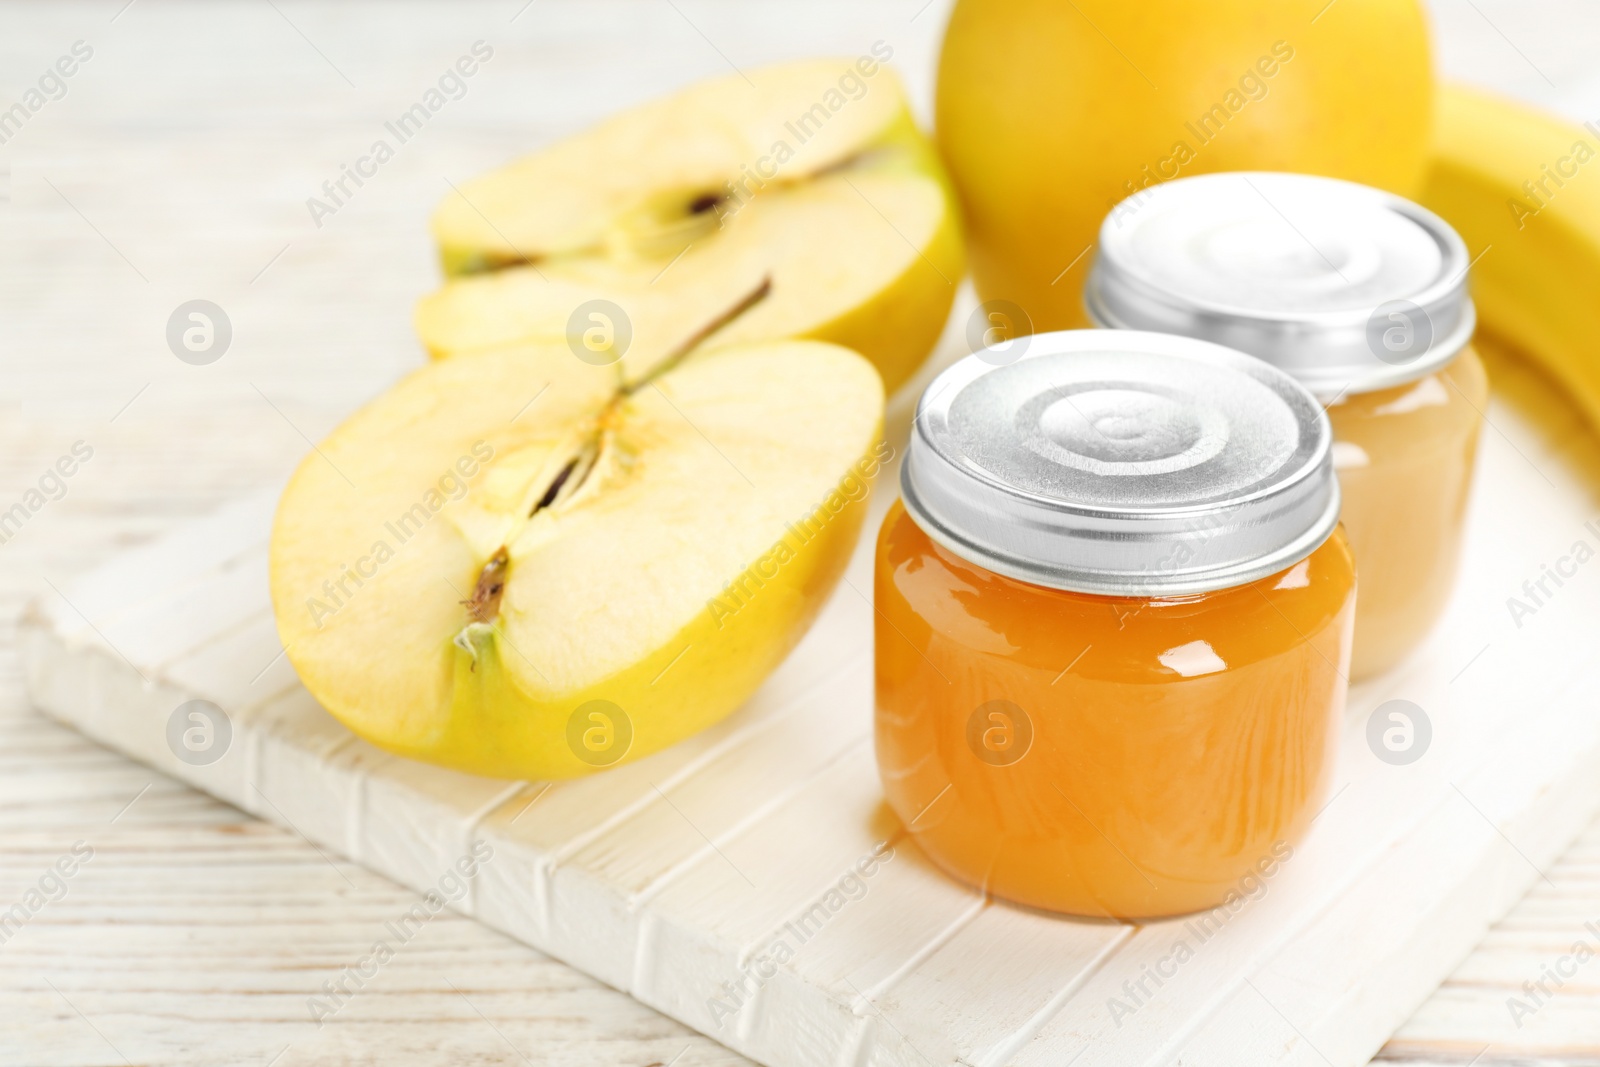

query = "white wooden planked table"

[{"left": 5, "top": 1, "right": 1600, "bottom": 1064}]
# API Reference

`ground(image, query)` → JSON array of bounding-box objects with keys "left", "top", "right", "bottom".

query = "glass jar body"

[
  {"left": 1328, "top": 345, "right": 1486, "bottom": 680},
  {"left": 873, "top": 501, "right": 1356, "bottom": 919}
]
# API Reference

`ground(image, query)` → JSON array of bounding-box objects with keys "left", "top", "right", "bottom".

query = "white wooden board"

[{"left": 21, "top": 377, "right": 1600, "bottom": 1067}]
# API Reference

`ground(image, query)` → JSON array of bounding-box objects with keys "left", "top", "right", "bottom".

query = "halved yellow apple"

[
  {"left": 269, "top": 332, "right": 885, "bottom": 780},
  {"left": 419, "top": 59, "right": 962, "bottom": 393}
]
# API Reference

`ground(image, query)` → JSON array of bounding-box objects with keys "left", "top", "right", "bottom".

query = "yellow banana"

[{"left": 1420, "top": 83, "right": 1600, "bottom": 426}]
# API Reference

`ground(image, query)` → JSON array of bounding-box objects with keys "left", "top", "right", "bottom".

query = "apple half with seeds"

[
  {"left": 417, "top": 58, "right": 962, "bottom": 393},
  {"left": 270, "top": 298, "right": 885, "bottom": 779}
]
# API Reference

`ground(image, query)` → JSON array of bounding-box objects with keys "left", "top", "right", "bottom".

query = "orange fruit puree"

[
  {"left": 1329, "top": 346, "right": 1486, "bottom": 679},
  {"left": 874, "top": 500, "right": 1356, "bottom": 918}
]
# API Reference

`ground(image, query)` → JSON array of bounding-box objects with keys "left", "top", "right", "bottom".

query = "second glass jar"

[{"left": 1085, "top": 171, "right": 1485, "bottom": 680}]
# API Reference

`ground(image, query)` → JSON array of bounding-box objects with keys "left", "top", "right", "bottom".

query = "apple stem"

[{"left": 620, "top": 275, "right": 773, "bottom": 396}]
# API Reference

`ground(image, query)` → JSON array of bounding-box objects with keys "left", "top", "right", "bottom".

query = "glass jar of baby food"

[
  {"left": 1085, "top": 171, "right": 1484, "bottom": 680},
  {"left": 877, "top": 330, "right": 1355, "bottom": 919}
]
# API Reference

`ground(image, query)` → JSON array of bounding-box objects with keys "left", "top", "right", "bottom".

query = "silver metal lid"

[
  {"left": 1085, "top": 172, "right": 1475, "bottom": 399},
  {"left": 901, "top": 330, "right": 1340, "bottom": 596}
]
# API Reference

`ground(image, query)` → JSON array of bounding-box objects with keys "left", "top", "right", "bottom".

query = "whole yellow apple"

[{"left": 936, "top": 0, "right": 1435, "bottom": 331}]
